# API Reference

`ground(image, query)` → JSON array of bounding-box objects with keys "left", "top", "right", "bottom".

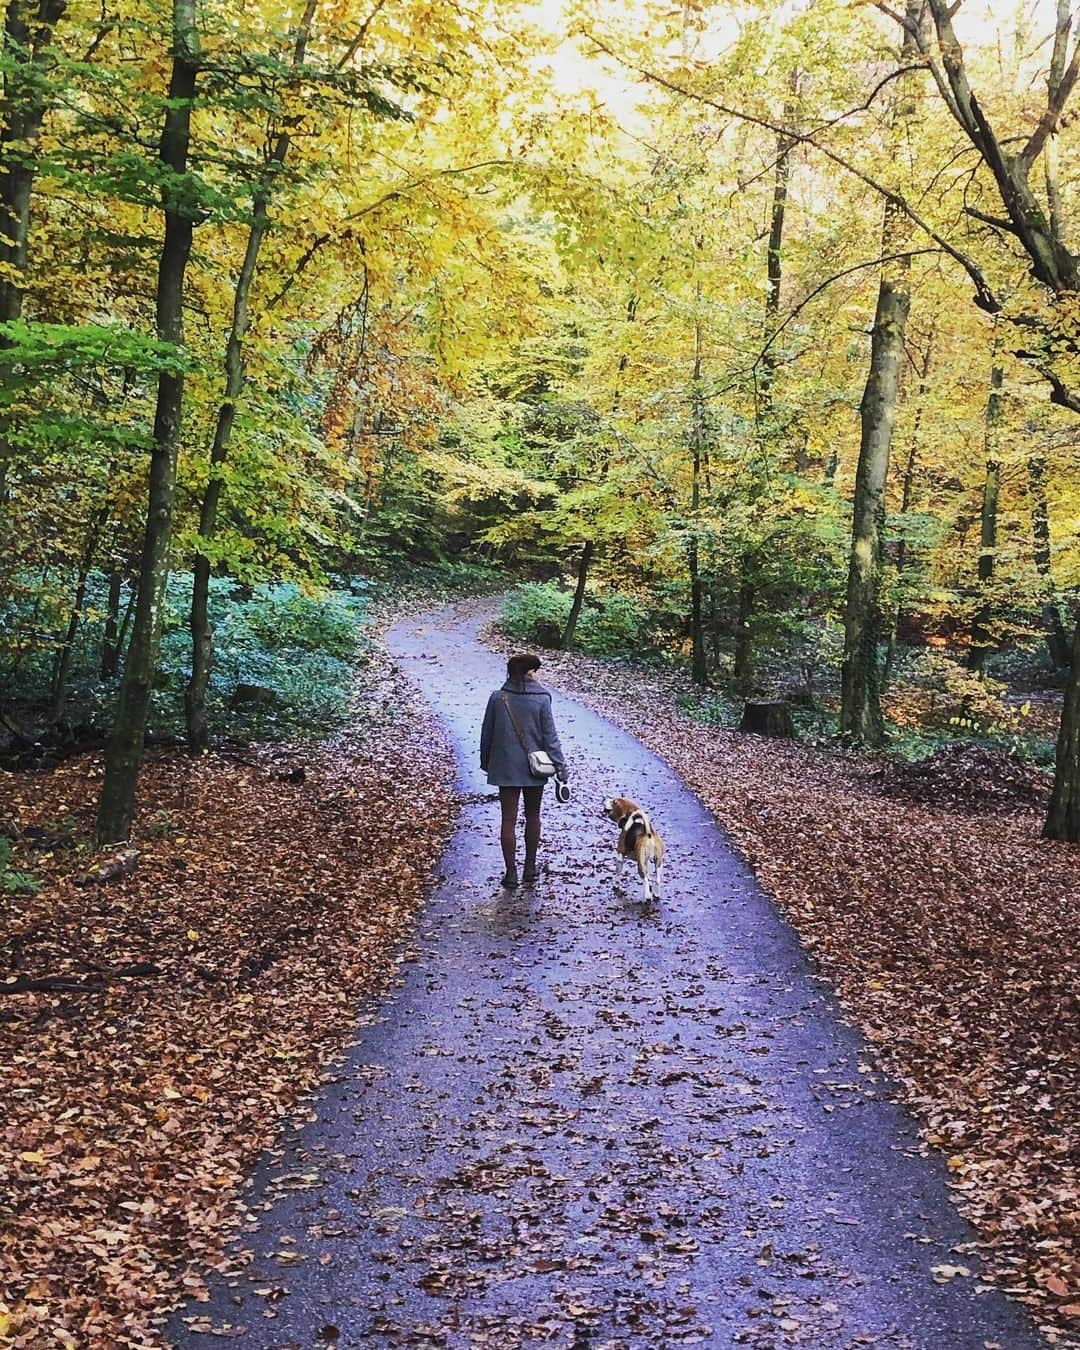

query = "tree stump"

[{"left": 740, "top": 700, "right": 795, "bottom": 739}]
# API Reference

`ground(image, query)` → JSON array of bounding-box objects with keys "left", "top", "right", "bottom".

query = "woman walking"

[{"left": 480, "top": 653, "right": 568, "bottom": 888}]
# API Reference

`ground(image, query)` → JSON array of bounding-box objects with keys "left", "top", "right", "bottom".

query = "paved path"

[{"left": 168, "top": 605, "right": 1045, "bottom": 1348}]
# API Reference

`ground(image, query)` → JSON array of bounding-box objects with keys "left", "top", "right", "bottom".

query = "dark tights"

[{"left": 499, "top": 786, "right": 543, "bottom": 873}]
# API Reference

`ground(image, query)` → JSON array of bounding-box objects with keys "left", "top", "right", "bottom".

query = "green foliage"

[
  {"left": 675, "top": 689, "right": 741, "bottom": 727},
  {"left": 501, "top": 582, "right": 652, "bottom": 658},
  {"left": 501, "top": 582, "right": 570, "bottom": 648},
  {"left": 0, "top": 574, "right": 371, "bottom": 743},
  {"left": 0, "top": 838, "right": 39, "bottom": 896},
  {"left": 145, "top": 810, "right": 177, "bottom": 839},
  {"left": 155, "top": 579, "right": 369, "bottom": 740}
]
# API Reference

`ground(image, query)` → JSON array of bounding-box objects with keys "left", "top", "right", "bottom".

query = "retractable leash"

[{"left": 554, "top": 778, "right": 572, "bottom": 804}]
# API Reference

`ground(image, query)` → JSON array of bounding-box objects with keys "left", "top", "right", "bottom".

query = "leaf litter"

[{"left": 0, "top": 638, "right": 457, "bottom": 1347}]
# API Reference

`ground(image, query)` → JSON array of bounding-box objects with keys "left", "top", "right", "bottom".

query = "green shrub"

[
  {"left": 0, "top": 572, "right": 372, "bottom": 745},
  {"left": 676, "top": 690, "right": 740, "bottom": 727},
  {"left": 501, "top": 583, "right": 652, "bottom": 657},
  {"left": 501, "top": 583, "right": 571, "bottom": 649},
  {"left": 583, "top": 591, "right": 649, "bottom": 657}
]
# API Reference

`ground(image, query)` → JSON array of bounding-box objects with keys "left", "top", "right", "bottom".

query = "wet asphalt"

[{"left": 166, "top": 604, "right": 1047, "bottom": 1349}]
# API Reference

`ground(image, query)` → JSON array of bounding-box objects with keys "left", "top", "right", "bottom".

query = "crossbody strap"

[{"left": 501, "top": 691, "right": 532, "bottom": 754}]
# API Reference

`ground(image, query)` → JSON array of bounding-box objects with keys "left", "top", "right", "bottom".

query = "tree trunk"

[
  {"left": 561, "top": 539, "right": 593, "bottom": 650},
  {"left": 185, "top": 215, "right": 265, "bottom": 751},
  {"left": 1044, "top": 612, "right": 1080, "bottom": 842},
  {"left": 968, "top": 363, "right": 1003, "bottom": 672},
  {"left": 840, "top": 6, "right": 919, "bottom": 744},
  {"left": 49, "top": 519, "right": 100, "bottom": 721},
  {"left": 0, "top": 0, "right": 68, "bottom": 511},
  {"left": 883, "top": 331, "right": 934, "bottom": 690},
  {"left": 689, "top": 309, "right": 707, "bottom": 686},
  {"left": 759, "top": 97, "right": 795, "bottom": 418},
  {"left": 733, "top": 567, "right": 755, "bottom": 694},
  {"left": 1028, "top": 453, "right": 1070, "bottom": 668},
  {"left": 96, "top": 0, "right": 199, "bottom": 845},
  {"left": 185, "top": 0, "right": 317, "bottom": 752},
  {"left": 689, "top": 540, "right": 707, "bottom": 685},
  {"left": 839, "top": 209, "right": 911, "bottom": 745},
  {"left": 101, "top": 569, "right": 123, "bottom": 678}
]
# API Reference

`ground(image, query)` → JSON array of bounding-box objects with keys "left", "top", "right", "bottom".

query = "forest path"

[{"left": 168, "top": 602, "right": 1045, "bottom": 1349}]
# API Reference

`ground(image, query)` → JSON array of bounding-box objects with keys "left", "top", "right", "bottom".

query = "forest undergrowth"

[
  {"left": 0, "top": 630, "right": 457, "bottom": 1347},
  {"left": 483, "top": 623, "right": 1080, "bottom": 1344}
]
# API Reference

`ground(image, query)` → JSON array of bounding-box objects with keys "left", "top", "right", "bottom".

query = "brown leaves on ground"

[
  {"left": 0, "top": 654, "right": 456, "bottom": 1347},
  {"left": 871, "top": 743, "right": 1053, "bottom": 814},
  {"left": 495, "top": 634, "right": 1078, "bottom": 1343}
]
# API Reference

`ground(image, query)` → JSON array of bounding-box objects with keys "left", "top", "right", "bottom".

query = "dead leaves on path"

[
  {"left": 505, "top": 635, "right": 1079, "bottom": 1344},
  {"left": 0, "top": 656, "right": 456, "bottom": 1347}
]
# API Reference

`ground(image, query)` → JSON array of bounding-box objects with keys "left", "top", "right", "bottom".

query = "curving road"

[{"left": 167, "top": 604, "right": 1046, "bottom": 1349}]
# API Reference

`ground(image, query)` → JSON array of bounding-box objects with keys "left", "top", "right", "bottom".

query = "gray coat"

[{"left": 480, "top": 678, "right": 568, "bottom": 787}]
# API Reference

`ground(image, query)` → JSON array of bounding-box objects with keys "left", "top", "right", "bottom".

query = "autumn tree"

[
  {"left": 891, "top": 0, "right": 1080, "bottom": 835},
  {"left": 95, "top": 0, "right": 201, "bottom": 843}
]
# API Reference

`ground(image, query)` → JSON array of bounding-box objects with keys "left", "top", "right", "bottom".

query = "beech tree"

[
  {"left": 892, "top": 0, "right": 1080, "bottom": 836},
  {"left": 96, "top": 0, "right": 201, "bottom": 844},
  {"left": 0, "top": 0, "right": 67, "bottom": 509}
]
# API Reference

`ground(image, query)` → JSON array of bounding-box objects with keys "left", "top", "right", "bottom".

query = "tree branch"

[
  {"left": 1020, "top": 39, "right": 1080, "bottom": 168},
  {"left": 581, "top": 29, "right": 1001, "bottom": 312},
  {"left": 266, "top": 159, "right": 516, "bottom": 310},
  {"left": 1037, "top": 361, "right": 1080, "bottom": 413},
  {"left": 964, "top": 204, "right": 1021, "bottom": 234},
  {"left": 756, "top": 248, "right": 942, "bottom": 370}
]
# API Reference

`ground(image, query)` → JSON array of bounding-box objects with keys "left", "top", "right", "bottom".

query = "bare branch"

[
  {"left": 964, "top": 204, "right": 1021, "bottom": 234},
  {"left": 265, "top": 159, "right": 516, "bottom": 309},
  {"left": 335, "top": 0, "right": 389, "bottom": 71}
]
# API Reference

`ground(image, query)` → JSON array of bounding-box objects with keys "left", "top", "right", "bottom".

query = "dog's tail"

[{"left": 622, "top": 811, "right": 648, "bottom": 849}]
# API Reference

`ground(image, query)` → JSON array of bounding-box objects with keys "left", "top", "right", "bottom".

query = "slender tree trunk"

[
  {"left": 759, "top": 76, "right": 798, "bottom": 422},
  {"left": 883, "top": 332, "right": 934, "bottom": 690},
  {"left": 101, "top": 569, "right": 123, "bottom": 677},
  {"left": 709, "top": 578, "right": 721, "bottom": 669},
  {"left": 839, "top": 207, "right": 911, "bottom": 744},
  {"left": 49, "top": 519, "right": 101, "bottom": 721},
  {"left": 561, "top": 539, "right": 593, "bottom": 649},
  {"left": 1045, "top": 612, "right": 1080, "bottom": 841},
  {"left": 733, "top": 568, "right": 755, "bottom": 694},
  {"left": 1028, "top": 452, "right": 1070, "bottom": 668},
  {"left": 968, "top": 364, "right": 1003, "bottom": 672},
  {"left": 186, "top": 212, "right": 265, "bottom": 752},
  {"left": 0, "top": 0, "right": 67, "bottom": 511},
  {"left": 185, "top": 0, "right": 317, "bottom": 752},
  {"left": 97, "top": 0, "right": 199, "bottom": 844},
  {"left": 689, "top": 311, "right": 707, "bottom": 686},
  {"left": 689, "top": 541, "right": 706, "bottom": 685},
  {"left": 840, "top": 7, "right": 917, "bottom": 744}
]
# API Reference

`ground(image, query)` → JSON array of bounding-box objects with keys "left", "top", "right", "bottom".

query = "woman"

[{"left": 480, "top": 652, "right": 568, "bottom": 888}]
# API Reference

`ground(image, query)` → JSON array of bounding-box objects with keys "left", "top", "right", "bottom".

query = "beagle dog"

[{"left": 603, "top": 796, "right": 665, "bottom": 902}]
